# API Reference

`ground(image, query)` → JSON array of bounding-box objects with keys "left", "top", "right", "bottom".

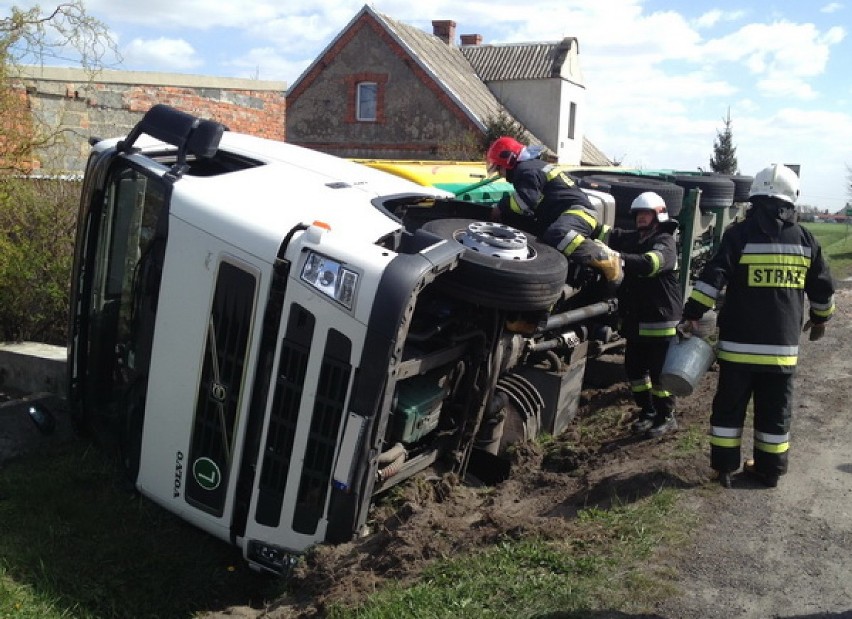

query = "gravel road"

[{"left": 653, "top": 286, "right": 852, "bottom": 619}]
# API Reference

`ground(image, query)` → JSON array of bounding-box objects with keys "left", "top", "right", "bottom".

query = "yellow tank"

[{"left": 353, "top": 159, "right": 513, "bottom": 203}]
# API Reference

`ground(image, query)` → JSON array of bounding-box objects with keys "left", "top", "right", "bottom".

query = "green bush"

[{"left": 0, "top": 176, "right": 78, "bottom": 345}]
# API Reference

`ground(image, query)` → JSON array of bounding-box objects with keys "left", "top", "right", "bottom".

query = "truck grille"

[
  {"left": 186, "top": 262, "right": 256, "bottom": 516},
  {"left": 292, "top": 329, "right": 351, "bottom": 534},
  {"left": 255, "top": 304, "right": 314, "bottom": 526}
]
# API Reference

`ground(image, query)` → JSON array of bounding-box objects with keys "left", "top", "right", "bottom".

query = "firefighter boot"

[
  {"left": 632, "top": 408, "right": 656, "bottom": 434},
  {"left": 743, "top": 459, "right": 779, "bottom": 488},
  {"left": 647, "top": 413, "right": 677, "bottom": 438},
  {"left": 711, "top": 470, "right": 733, "bottom": 489}
]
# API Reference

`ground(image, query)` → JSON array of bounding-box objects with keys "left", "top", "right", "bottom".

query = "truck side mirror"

[{"left": 27, "top": 403, "right": 56, "bottom": 436}]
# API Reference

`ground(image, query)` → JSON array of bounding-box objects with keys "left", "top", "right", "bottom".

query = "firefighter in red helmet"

[{"left": 485, "top": 136, "right": 622, "bottom": 286}]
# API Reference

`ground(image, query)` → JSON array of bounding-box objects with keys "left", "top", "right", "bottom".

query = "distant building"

[
  {"left": 9, "top": 66, "right": 286, "bottom": 173},
  {"left": 286, "top": 5, "right": 610, "bottom": 165}
]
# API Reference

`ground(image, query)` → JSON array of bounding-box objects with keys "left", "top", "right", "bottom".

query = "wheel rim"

[{"left": 455, "top": 221, "right": 532, "bottom": 260}]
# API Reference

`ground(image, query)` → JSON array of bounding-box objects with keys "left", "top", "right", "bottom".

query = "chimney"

[
  {"left": 432, "top": 20, "right": 457, "bottom": 45},
  {"left": 460, "top": 34, "right": 483, "bottom": 46}
]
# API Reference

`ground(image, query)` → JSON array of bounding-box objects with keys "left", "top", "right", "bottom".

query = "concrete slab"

[{"left": 0, "top": 342, "right": 67, "bottom": 397}]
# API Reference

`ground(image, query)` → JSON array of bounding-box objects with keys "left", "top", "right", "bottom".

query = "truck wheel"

[
  {"left": 582, "top": 174, "right": 685, "bottom": 218},
  {"left": 673, "top": 174, "right": 736, "bottom": 211},
  {"left": 725, "top": 174, "right": 754, "bottom": 203},
  {"left": 421, "top": 218, "right": 568, "bottom": 311}
]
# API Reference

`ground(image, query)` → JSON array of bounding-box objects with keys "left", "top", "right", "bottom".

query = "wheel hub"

[{"left": 456, "top": 221, "right": 532, "bottom": 260}]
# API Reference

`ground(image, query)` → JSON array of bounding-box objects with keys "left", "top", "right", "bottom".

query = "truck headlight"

[{"left": 300, "top": 251, "right": 358, "bottom": 309}]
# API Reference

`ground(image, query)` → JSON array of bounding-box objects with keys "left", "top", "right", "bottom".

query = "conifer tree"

[{"left": 709, "top": 108, "right": 739, "bottom": 175}]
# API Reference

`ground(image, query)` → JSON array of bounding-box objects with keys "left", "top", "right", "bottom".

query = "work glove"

[
  {"left": 676, "top": 319, "right": 698, "bottom": 339},
  {"left": 802, "top": 319, "right": 826, "bottom": 342},
  {"left": 589, "top": 242, "right": 623, "bottom": 286}
]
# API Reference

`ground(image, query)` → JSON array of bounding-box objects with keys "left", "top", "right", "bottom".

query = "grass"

[
  {"left": 802, "top": 221, "right": 852, "bottom": 280},
  {"left": 671, "top": 423, "right": 708, "bottom": 458},
  {"left": 0, "top": 442, "right": 287, "bottom": 619},
  {"left": 325, "top": 490, "right": 689, "bottom": 619}
]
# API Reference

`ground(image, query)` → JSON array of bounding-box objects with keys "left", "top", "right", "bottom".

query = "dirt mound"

[{"left": 252, "top": 358, "right": 719, "bottom": 618}]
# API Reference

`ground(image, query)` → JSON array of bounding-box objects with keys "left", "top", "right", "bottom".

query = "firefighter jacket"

[
  {"left": 499, "top": 159, "right": 609, "bottom": 256},
  {"left": 683, "top": 206, "right": 836, "bottom": 372},
  {"left": 607, "top": 220, "right": 682, "bottom": 341}
]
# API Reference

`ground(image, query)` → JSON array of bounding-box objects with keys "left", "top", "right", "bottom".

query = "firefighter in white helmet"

[
  {"left": 605, "top": 191, "right": 682, "bottom": 437},
  {"left": 682, "top": 164, "right": 836, "bottom": 488}
]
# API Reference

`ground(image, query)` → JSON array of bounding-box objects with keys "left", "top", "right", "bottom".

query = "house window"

[
  {"left": 345, "top": 73, "right": 387, "bottom": 124},
  {"left": 567, "top": 101, "right": 577, "bottom": 140},
  {"left": 356, "top": 82, "right": 378, "bottom": 122}
]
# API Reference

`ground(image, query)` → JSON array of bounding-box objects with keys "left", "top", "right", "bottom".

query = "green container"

[{"left": 393, "top": 373, "right": 447, "bottom": 443}]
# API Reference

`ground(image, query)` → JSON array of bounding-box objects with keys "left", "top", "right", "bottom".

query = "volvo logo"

[{"left": 210, "top": 381, "right": 228, "bottom": 403}]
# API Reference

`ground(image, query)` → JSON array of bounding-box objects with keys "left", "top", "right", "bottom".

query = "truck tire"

[
  {"left": 421, "top": 218, "right": 568, "bottom": 312},
  {"left": 673, "top": 174, "right": 736, "bottom": 211},
  {"left": 581, "top": 174, "right": 685, "bottom": 218},
  {"left": 725, "top": 174, "right": 754, "bottom": 203}
]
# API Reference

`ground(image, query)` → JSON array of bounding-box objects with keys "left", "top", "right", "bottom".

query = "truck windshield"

[{"left": 80, "top": 160, "right": 169, "bottom": 434}]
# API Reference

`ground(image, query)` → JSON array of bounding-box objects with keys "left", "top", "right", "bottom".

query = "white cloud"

[
  {"left": 123, "top": 38, "right": 202, "bottom": 71},
  {"left": 822, "top": 26, "right": 847, "bottom": 45},
  {"left": 735, "top": 107, "right": 852, "bottom": 206},
  {"left": 693, "top": 9, "right": 746, "bottom": 29},
  {"left": 250, "top": 13, "right": 355, "bottom": 57},
  {"left": 756, "top": 77, "right": 818, "bottom": 100},
  {"left": 85, "top": 0, "right": 282, "bottom": 30},
  {"left": 697, "top": 20, "right": 843, "bottom": 102},
  {"left": 820, "top": 3, "right": 843, "bottom": 13},
  {"left": 222, "top": 47, "right": 304, "bottom": 83}
]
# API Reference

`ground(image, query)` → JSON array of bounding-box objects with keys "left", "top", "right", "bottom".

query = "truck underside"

[{"left": 358, "top": 196, "right": 620, "bottom": 498}]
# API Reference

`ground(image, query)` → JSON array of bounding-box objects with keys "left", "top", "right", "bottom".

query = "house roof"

[
  {"left": 287, "top": 5, "right": 610, "bottom": 166},
  {"left": 370, "top": 8, "right": 502, "bottom": 134},
  {"left": 461, "top": 38, "right": 583, "bottom": 84}
]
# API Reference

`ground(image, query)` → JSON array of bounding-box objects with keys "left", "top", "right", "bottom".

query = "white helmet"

[
  {"left": 630, "top": 191, "right": 669, "bottom": 222},
  {"left": 749, "top": 164, "right": 800, "bottom": 205}
]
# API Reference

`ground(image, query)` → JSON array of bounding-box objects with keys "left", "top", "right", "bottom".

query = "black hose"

[{"left": 539, "top": 300, "right": 617, "bottom": 332}]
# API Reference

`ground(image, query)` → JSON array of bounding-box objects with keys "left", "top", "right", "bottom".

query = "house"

[{"left": 285, "top": 5, "right": 610, "bottom": 166}]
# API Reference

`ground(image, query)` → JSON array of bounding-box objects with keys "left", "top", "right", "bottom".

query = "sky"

[{"left": 5, "top": 0, "right": 852, "bottom": 212}]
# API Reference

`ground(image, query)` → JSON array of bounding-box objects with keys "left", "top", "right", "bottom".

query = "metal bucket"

[{"left": 660, "top": 336, "right": 716, "bottom": 397}]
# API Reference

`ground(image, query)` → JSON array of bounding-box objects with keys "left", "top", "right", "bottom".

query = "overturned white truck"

[{"left": 69, "top": 105, "right": 637, "bottom": 574}]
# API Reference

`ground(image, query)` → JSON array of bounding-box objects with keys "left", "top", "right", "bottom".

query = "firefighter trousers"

[
  {"left": 624, "top": 338, "right": 675, "bottom": 417},
  {"left": 710, "top": 362, "right": 794, "bottom": 477}
]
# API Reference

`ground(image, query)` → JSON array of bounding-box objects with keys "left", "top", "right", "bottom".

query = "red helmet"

[{"left": 486, "top": 136, "right": 524, "bottom": 173}]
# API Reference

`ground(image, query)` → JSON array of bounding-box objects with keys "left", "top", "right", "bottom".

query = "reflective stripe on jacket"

[
  {"left": 608, "top": 220, "right": 682, "bottom": 341},
  {"left": 684, "top": 207, "right": 835, "bottom": 371},
  {"left": 501, "top": 159, "right": 598, "bottom": 239}
]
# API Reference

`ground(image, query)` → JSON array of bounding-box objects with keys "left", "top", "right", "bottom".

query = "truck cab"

[{"left": 68, "top": 105, "right": 620, "bottom": 574}]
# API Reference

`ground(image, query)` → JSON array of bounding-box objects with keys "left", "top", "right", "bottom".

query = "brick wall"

[{"left": 15, "top": 66, "right": 286, "bottom": 174}]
